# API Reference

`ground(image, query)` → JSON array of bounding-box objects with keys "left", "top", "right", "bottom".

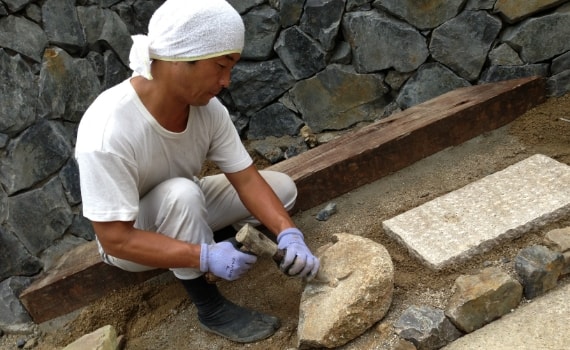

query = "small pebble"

[
  {"left": 16, "top": 338, "right": 26, "bottom": 348},
  {"left": 316, "top": 202, "right": 337, "bottom": 221}
]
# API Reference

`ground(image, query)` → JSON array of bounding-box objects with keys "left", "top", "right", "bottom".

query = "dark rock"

[
  {"left": 396, "top": 63, "right": 471, "bottom": 110},
  {"left": 6, "top": 176, "right": 73, "bottom": 255},
  {"left": 0, "top": 49, "right": 38, "bottom": 136},
  {"left": 290, "top": 64, "right": 389, "bottom": 132},
  {"left": 430, "top": 10, "right": 502, "bottom": 81},
  {"left": 394, "top": 305, "right": 462, "bottom": 350},
  {"left": 274, "top": 26, "right": 327, "bottom": 80},
  {"left": 342, "top": 10, "right": 429, "bottom": 73},
  {"left": 242, "top": 5, "right": 280, "bottom": 61},
  {"left": 42, "top": 0, "right": 86, "bottom": 54},
  {"left": 515, "top": 245, "right": 564, "bottom": 299}
]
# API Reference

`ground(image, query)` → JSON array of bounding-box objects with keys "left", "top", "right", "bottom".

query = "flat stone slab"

[{"left": 382, "top": 154, "right": 570, "bottom": 270}]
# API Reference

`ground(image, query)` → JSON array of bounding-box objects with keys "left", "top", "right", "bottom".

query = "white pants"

[{"left": 101, "top": 171, "right": 297, "bottom": 279}]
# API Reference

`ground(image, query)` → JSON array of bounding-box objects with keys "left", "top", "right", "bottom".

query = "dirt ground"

[{"left": 4, "top": 92, "right": 570, "bottom": 350}]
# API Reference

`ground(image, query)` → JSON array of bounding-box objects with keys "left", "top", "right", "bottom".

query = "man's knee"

[{"left": 261, "top": 171, "right": 297, "bottom": 211}]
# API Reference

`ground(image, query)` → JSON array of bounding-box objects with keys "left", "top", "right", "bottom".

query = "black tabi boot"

[{"left": 178, "top": 275, "right": 280, "bottom": 343}]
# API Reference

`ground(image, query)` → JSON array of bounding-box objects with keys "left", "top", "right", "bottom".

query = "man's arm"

[
  {"left": 225, "top": 165, "right": 320, "bottom": 279},
  {"left": 91, "top": 220, "right": 201, "bottom": 269}
]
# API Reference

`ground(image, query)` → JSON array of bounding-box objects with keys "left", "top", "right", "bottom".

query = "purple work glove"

[
  {"left": 277, "top": 228, "right": 319, "bottom": 280},
  {"left": 200, "top": 239, "right": 257, "bottom": 281}
]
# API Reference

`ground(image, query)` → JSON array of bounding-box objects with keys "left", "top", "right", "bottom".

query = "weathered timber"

[
  {"left": 19, "top": 76, "right": 545, "bottom": 323},
  {"left": 19, "top": 241, "right": 164, "bottom": 323},
  {"left": 269, "top": 76, "right": 546, "bottom": 211}
]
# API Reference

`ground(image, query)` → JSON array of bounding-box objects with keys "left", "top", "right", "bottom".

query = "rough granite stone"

[{"left": 383, "top": 155, "right": 570, "bottom": 270}]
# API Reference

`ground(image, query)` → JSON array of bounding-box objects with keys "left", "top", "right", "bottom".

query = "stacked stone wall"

[{"left": 0, "top": 0, "right": 569, "bottom": 327}]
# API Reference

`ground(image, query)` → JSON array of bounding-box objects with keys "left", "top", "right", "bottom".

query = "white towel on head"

[{"left": 129, "top": 0, "right": 244, "bottom": 80}]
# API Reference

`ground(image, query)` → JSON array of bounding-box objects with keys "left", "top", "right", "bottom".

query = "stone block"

[
  {"left": 297, "top": 233, "right": 394, "bottom": 348},
  {"left": 383, "top": 154, "right": 570, "bottom": 270}
]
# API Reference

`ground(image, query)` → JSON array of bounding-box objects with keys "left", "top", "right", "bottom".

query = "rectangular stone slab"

[{"left": 382, "top": 154, "right": 570, "bottom": 270}]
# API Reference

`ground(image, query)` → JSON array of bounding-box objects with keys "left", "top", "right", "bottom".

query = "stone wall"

[{"left": 1, "top": 0, "right": 569, "bottom": 328}]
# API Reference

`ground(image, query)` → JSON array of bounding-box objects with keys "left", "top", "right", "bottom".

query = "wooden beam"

[
  {"left": 269, "top": 76, "right": 546, "bottom": 211},
  {"left": 19, "top": 241, "right": 164, "bottom": 323},
  {"left": 19, "top": 76, "right": 545, "bottom": 323}
]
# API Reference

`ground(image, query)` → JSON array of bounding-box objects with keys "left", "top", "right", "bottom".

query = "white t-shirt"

[{"left": 75, "top": 79, "right": 252, "bottom": 222}]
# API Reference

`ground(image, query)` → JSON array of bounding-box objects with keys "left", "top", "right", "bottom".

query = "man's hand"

[
  {"left": 277, "top": 228, "right": 319, "bottom": 280},
  {"left": 200, "top": 239, "right": 257, "bottom": 281}
]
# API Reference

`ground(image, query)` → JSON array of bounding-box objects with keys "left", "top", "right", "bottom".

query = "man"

[{"left": 75, "top": 0, "right": 319, "bottom": 343}]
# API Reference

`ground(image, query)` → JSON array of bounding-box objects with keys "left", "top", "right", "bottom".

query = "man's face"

[{"left": 174, "top": 53, "right": 240, "bottom": 106}]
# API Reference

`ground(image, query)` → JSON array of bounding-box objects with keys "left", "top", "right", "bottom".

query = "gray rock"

[
  {"left": 229, "top": 59, "right": 295, "bottom": 116},
  {"left": 316, "top": 202, "right": 337, "bottom": 221},
  {"left": 290, "top": 64, "right": 389, "bottom": 132},
  {"left": 394, "top": 305, "right": 462, "bottom": 350},
  {"left": 24, "top": 4, "right": 42, "bottom": 24},
  {"left": 77, "top": 6, "right": 132, "bottom": 66},
  {"left": 488, "top": 43, "right": 524, "bottom": 66},
  {"left": 396, "top": 63, "right": 471, "bottom": 110},
  {"left": 430, "top": 10, "right": 502, "bottom": 81},
  {"left": 493, "top": 0, "right": 567, "bottom": 23},
  {"left": 247, "top": 103, "right": 304, "bottom": 140},
  {"left": 445, "top": 267, "right": 522, "bottom": 333},
  {"left": 127, "top": 0, "right": 163, "bottom": 34},
  {"left": 299, "top": 0, "right": 345, "bottom": 52},
  {"left": 86, "top": 51, "right": 105, "bottom": 77},
  {"left": 343, "top": 10, "right": 429, "bottom": 73},
  {"left": 329, "top": 41, "right": 352, "bottom": 65},
  {"left": 0, "top": 119, "right": 71, "bottom": 195},
  {"left": 374, "top": 0, "right": 467, "bottom": 30},
  {"left": 543, "top": 227, "right": 570, "bottom": 275},
  {"left": 3, "top": 0, "right": 31, "bottom": 12},
  {"left": 229, "top": 111, "right": 249, "bottom": 136},
  {"left": 547, "top": 69, "right": 570, "bottom": 97},
  {"left": 6, "top": 176, "right": 73, "bottom": 255},
  {"left": 385, "top": 70, "right": 413, "bottom": 91},
  {"left": 0, "top": 277, "right": 33, "bottom": 328},
  {"left": 59, "top": 159, "right": 82, "bottom": 206},
  {"left": 0, "top": 16, "right": 47, "bottom": 62},
  {"left": 42, "top": 0, "right": 86, "bottom": 54},
  {"left": 0, "top": 50, "right": 38, "bottom": 136},
  {"left": 346, "top": 0, "right": 370, "bottom": 11},
  {"left": 102, "top": 50, "right": 129, "bottom": 90},
  {"left": 552, "top": 50, "right": 570, "bottom": 75},
  {"left": 274, "top": 26, "right": 327, "bottom": 80},
  {"left": 242, "top": 5, "right": 280, "bottom": 61},
  {"left": 465, "top": 0, "right": 496, "bottom": 10},
  {"left": 515, "top": 245, "right": 565, "bottom": 299},
  {"left": 479, "top": 63, "right": 549, "bottom": 84},
  {"left": 0, "top": 133, "right": 8, "bottom": 148},
  {"left": 68, "top": 213, "right": 96, "bottom": 241},
  {"left": 279, "top": 0, "right": 304, "bottom": 27},
  {"left": 0, "top": 228, "right": 42, "bottom": 281},
  {"left": 253, "top": 142, "right": 285, "bottom": 164},
  {"left": 298, "top": 233, "right": 394, "bottom": 348},
  {"left": 38, "top": 47, "right": 101, "bottom": 122},
  {"left": 501, "top": 3, "right": 570, "bottom": 63}
]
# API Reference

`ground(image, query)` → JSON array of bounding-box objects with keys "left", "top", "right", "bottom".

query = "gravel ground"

[{"left": 1, "top": 93, "right": 569, "bottom": 350}]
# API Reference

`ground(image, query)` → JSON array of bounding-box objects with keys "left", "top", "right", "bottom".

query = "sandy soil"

[{"left": 4, "top": 93, "right": 569, "bottom": 350}]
